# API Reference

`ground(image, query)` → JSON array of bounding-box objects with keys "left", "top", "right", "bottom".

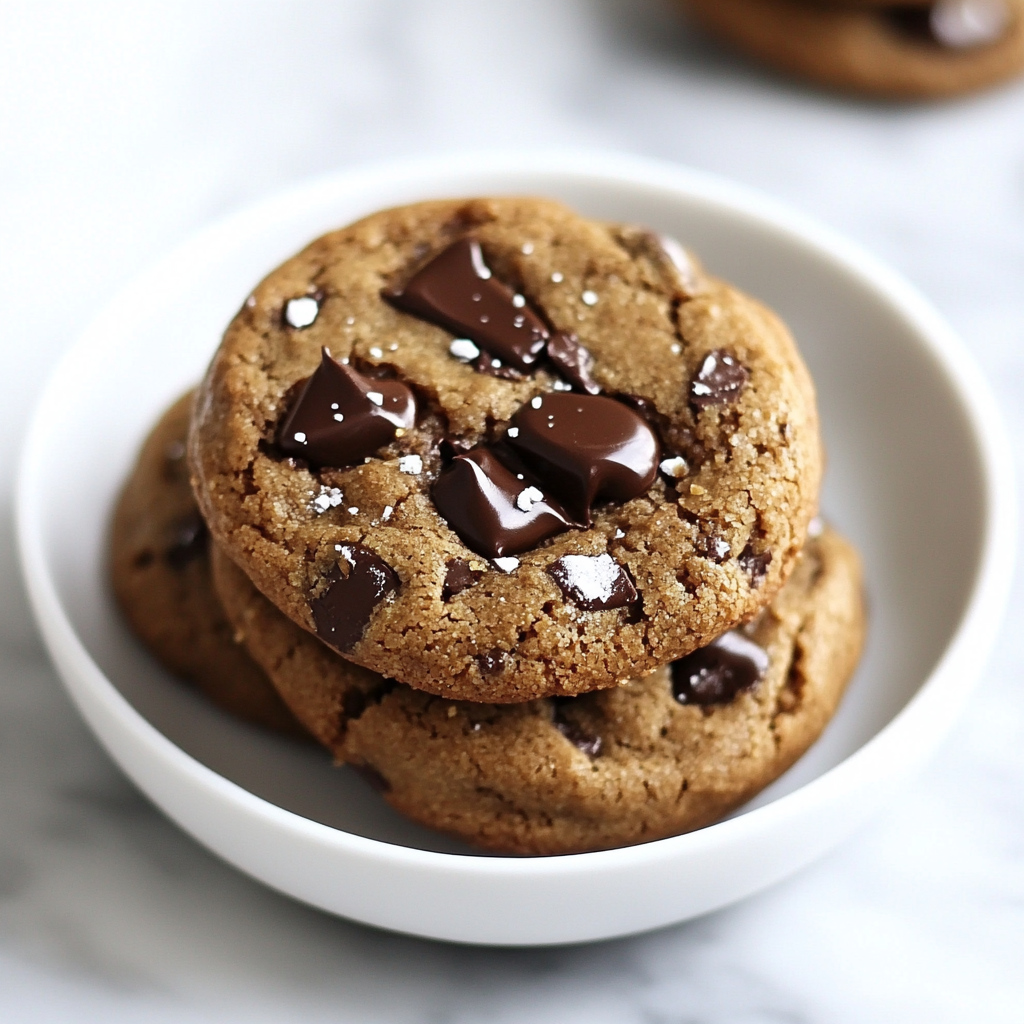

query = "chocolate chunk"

[
  {"left": 690, "top": 350, "right": 749, "bottom": 409},
  {"left": 350, "top": 762, "right": 390, "bottom": 793},
  {"left": 443, "top": 558, "right": 483, "bottom": 601},
  {"left": 546, "top": 331, "right": 600, "bottom": 395},
  {"left": 432, "top": 448, "right": 571, "bottom": 559},
  {"left": 384, "top": 237, "right": 549, "bottom": 372},
  {"left": 473, "top": 352, "right": 526, "bottom": 380},
  {"left": 615, "top": 225, "right": 704, "bottom": 299},
  {"left": 507, "top": 393, "right": 659, "bottom": 524},
  {"left": 887, "top": 1, "right": 1009, "bottom": 48},
  {"left": 165, "top": 511, "right": 208, "bottom": 569},
  {"left": 671, "top": 631, "right": 769, "bottom": 706},
  {"left": 695, "top": 532, "right": 731, "bottom": 563},
  {"left": 278, "top": 349, "right": 416, "bottom": 467},
  {"left": 310, "top": 544, "right": 399, "bottom": 652},
  {"left": 738, "top": 544, "right": 772, "bottom": 588},
  {"left": 552, "top": 700, "right": 602, "bottom": 757},
  {"left": 477, "top": 648, "right": 507, "bottom": 676},
  {"left": 547, "top": 554, "right": 637, "bottom": 611}
]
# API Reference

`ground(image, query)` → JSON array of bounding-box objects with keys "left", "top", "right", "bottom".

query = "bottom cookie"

[
  {"left": 214, "top": 527, "right": 865, "bottom": 856},
  {"left": 110, "top": 392, "right": 308, "bottom": 739},
  {"left": 685, "top": 0, "right": 1024, "bottom": 99}
]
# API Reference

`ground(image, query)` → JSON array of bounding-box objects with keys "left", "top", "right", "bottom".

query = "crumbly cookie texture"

[
  {"left": 213, "top": 527, "right": 865, "bottom": 856},
  {"left": 110, "top": 392, "right": 308, "bottom": 738},
  {"left": 191, "top": 197, "right": 821, "bottom": 702},
  {"left": 685, "top": 0, "right": 1024, "bottom": 100}
]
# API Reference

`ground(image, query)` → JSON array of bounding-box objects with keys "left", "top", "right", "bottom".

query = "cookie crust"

[{"left": 190, "top": 198, "right": 821, "bottom": 702}]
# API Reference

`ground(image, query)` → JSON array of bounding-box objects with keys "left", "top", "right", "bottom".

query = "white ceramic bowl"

[{"left": 16, "top": 152, "right": 1015, "bottom": 946}]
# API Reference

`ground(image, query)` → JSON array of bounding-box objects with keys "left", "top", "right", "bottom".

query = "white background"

[{"left": 1, "top": 2, "right": 1023, "bottom": 1020}]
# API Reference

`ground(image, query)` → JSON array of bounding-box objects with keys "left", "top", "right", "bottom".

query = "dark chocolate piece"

[
  {"left": 671, "top": 631, "right": 769, "bottom": 706},
  {"left": 695, "top": 532, "right": 731, "bottom": 563},
  {"left": 547, "top": 554, "right": 637, "bottom": 611},
  {"left": 507, "top": 393, "right": 659, "bottom": 524},
  {"left": 546, "top": 331, "right": 600, "bottom": 395},
  {"left": 690, "top": 350, "right": 749, "bottom": 409},
  {"left": 552, "top": 700, "right": 602, "bottom": 757},
  {"left": 887, "top": 1, "right": 1009, "bottom": 48},
  {"left": 278, "top": 349, "right": 416, "bottom": 467},
  {"left": 165, "top": 511, "right": 208, "bottom": 569},
  {"left": 738, "top": 545, "right": 772, "bottom": 588},
  {"left": 473, "top": 352, "right": 526, "bottom": 380},
  {"left": 385, "top": 237, "right": 549, "bottom": 372},
  {"left": 477, "top": 648, "right": 507, "bottom": 676},
  {"left": 443, "top": 558, "right": 483, "bottom": 601},
  {"left": 432, "top": 448, "right": 571, "bottom": 559},
  {"left": 310, "top": 544, "right": 399, "bottom": 652}
]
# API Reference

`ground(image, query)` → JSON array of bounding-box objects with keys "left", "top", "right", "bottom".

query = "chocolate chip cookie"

[
  {"left": 685, "top": 0, "right": 1024, "bottom": 99},
  {"left": 213, "top": 524, "right": 864, "bottom": 855},
  {"left": 190, "top": 198, "right": 822, "bottom": 702},
  {"left": 110, "top": 392, "right": 308, "bottom": 738}
]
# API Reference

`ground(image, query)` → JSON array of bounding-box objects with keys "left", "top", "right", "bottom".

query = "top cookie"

[{"left": 190, "top": 197, "right": 821, "bottom": 702}]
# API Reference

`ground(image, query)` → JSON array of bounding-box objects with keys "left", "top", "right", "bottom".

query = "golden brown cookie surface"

[
  {"left": 190, "top": 198, "right": 822, "bottom": 702},
  {"left": 213, "top": 527, "right": 865, "bottom": 856},
  {"left": 110, "top": 392, "right": 308, "bottom": 738},
  {"left": 685, "top": 0, "right": 1024, "bottom": 99}
]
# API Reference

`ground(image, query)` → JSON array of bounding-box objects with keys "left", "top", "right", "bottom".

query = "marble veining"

[{"left": 1, "top": 1, "right": 1023, "bottom": 1020}]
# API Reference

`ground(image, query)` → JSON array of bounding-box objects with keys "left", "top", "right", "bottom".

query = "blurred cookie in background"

[{"left": 684, "top": 0, "right": 1024, "bottom": 99}]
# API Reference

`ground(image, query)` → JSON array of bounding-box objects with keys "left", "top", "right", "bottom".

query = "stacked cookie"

[
  {"left": 685, "top": 0, "right": 1024, "bottom": 98},
  {"left": 112, "top": 198, "right": 865, "bottom": 855}
]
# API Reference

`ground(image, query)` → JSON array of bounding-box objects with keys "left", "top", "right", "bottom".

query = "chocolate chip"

[
  {"left": 695, "top": 532, "right": 731, "bottom": 563},
  {"left": 671, "top": 631, "right": 769, "bottom": 706},
  {"left": 350, "top": 762, "right": 390, "bottom": 793},
  {"left": 472, "top": 352, "right": 526, "bottom": 380},
  {"left": 738, "top": 544, "right": 772, "bottom": 588},
  {"left": 615, "top": 225, "right": 704, "bottom": 299},
  {"left": 278, "top": 349, "right": 416, "bottom": 468},
  {"left": 887, "top": 1, "right": 1009, "bottom": 48},
  {"left": 310, "top": 544, "right": 399, "bottom": 653},
  {"left": 432, "top": 448, "right": 571, "bottom": 559},
  {"left": 477, "top": 648, "right": 507, "bottom": 676},
  {"left": 547, "top": 554, "right": 637, "bottom": 611},
  {"left": 384, "top": 237, "right": 549, "bottom": 372},
  {"left": 690, "top": 350, "right": 749, "bottom": 409},
  {"left": 552, "top": 700, "right": 602, "bottom": 756},
  {"left": 507, "top": 393, "right": 659, "bottom": 524},
  {"left": 443, "top": 558, "right": 483, "bottom": 601},
  {"left": 165, "top": 511, "right": 208, "bottom": 569},
  {"left": 546, "top": 331, "right": 600, "bottom": 395}
]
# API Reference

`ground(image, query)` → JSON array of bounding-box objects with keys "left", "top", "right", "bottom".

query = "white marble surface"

[{"left": 1, "top": 1, "right": 1023, "bottom": 1019}]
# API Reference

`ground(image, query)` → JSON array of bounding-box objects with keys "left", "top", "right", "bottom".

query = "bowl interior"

[{"left": 30, "top": 164, "right": 984, "bottom": 856}]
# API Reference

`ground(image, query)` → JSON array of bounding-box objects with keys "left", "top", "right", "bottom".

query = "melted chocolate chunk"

[
  {"left": 552, "top": 700, "right": 602, "bottom": 757},
  {"left": 477, "top": 648, "right": 507, "bottom": 676},
  {"left": 671, "top": 631, "right": 769, "bottom": 706},
  {"left": 310, "top": 544, "right": 399, "bottom": 653},
  {"left": 432, "top": 448, "right": 571, "bottom": 559},
  {"left": 385, "top": 238, "right": 549, "bottom": 372},
  {"left": 546, "top": 331, "right": 600, "bottom": 395},
  {"left": 547, "top": 554, "right": 637, "bottom": 611},
  {"left": 887, "top": 1, "right": 1009, "bottom": 48},
  {"left": 507, "top": 393, "right": 659, "bottom": 524},
  {"left": 690, "top": 350, "right": 749, "bottom": 409},
  {"left": 443, "top": 558, "right": 483, "bottom": 601},
  {"left": 738, "top": 544, "right": 772, "bottom": 588},
  {"left": 350, "top": 762, "right": 391, "bottom": 793},
  {"left": 165, "top": 511, "right": 208, "bottom": 569},
  {"left": 278, "top": 349, "right": 416, "bottom": 468}
]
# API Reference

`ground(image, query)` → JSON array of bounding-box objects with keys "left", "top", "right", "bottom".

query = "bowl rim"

[{"left": 15, "top": 148, "right": 1017, "bottom": 882}]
